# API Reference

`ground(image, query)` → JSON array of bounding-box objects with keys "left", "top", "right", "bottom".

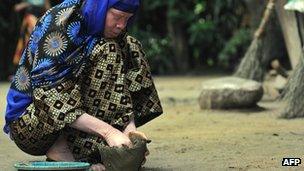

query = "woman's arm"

[
  {"left": 123, "top": 117, "right": 136, "bottom": 133},
  {"left": 70, "top": 113, "right": 133, "bottom": 148}
]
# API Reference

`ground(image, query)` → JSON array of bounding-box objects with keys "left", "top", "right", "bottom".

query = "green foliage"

[
  {"left": 218, "top": 28, "right": 252, "bottom": 70},
  {"left": 131, "top": 0, "right": 249, "bottom": 73},
  {"left": 129, "top": 27, "right": 174, "bottom": 74}
]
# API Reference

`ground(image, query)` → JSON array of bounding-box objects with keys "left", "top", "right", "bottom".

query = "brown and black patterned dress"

[{"left": 10, "top": 34, "right": 163, "bottom": 162}]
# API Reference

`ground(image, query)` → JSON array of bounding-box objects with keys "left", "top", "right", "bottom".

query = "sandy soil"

[{"left": 1, "top": 76, "right": 304, "bottom": 170}]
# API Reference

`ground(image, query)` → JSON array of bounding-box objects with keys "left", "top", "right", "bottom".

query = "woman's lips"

[{"left": 113, "top": 31, "right": 120, "bottom": 35}]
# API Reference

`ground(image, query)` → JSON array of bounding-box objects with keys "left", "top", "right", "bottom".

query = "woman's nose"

[{"left": 116, "top": 20, "right": 127, "bottom": 30}]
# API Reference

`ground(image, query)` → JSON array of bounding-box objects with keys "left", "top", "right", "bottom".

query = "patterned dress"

[{"left": 7, "top": 0, "right": 163, "bottom": 163}]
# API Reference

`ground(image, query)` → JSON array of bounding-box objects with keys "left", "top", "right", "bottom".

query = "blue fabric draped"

[
  {"left": 81, "top": 0, "right": 140, "bottom": 36},
  {"left": 3, "top": 0, "right": 140, "bottom": 134},
  {"left": 4, "top": 89, "right": 33, "bottom": 133}
]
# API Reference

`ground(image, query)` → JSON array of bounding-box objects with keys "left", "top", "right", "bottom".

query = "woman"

[{"left": 4, "top": 0, "right": 163, "bottom": 170}]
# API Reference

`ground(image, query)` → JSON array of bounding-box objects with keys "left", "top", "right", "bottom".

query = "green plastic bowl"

[{"left": 14, "top": 161, "right": 90, "bottom": 171}]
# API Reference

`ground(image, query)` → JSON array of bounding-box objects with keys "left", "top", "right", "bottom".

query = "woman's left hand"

[
  {"left": 122, "top": 118, "right": 150, "bottom": 166},
  {"left": 126, "top": 130, "right": 148, "bottom": 140},
  {"left": 125, "top": 131, "right": 150, "bottom": 166}
]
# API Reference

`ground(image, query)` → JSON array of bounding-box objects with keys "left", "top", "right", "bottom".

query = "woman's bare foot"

[
  {"left": 47, "top": 134, "right": 105, "bottom": 171},
  {"left": 90, "top": 163, "right": 106, "bottom": 171},
  {"left": 46, "top": 134, "right": 75, "bottom": 161}
]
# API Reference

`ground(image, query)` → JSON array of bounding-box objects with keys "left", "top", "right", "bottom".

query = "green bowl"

[{"left": 14, "top": 161, "right": 90, "bottom": 171}]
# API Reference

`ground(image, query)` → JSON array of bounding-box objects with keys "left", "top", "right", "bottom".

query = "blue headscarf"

[
  {"left": 3, "top": 0, "right": 140, "bottom": 134},
  {"left": 81, "top": 0, "right": 140, "bottom": 36}
]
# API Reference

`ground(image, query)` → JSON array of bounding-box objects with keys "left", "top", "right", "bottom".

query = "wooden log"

[{"left": 275, "top": 0, "right": 302, "bottom": 69}]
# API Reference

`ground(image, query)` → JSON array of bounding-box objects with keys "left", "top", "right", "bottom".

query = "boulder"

[{"left": 198, "top": 77, "right": 263, "bottom": 109}]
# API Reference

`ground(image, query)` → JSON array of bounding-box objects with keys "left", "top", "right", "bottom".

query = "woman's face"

[{"left": 104, "top": 8, "right": 133, "bottom": 38}]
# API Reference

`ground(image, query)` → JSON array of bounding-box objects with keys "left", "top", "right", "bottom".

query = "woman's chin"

[{"left": 104, "top": 32, "right": 119, "bottom": 39}]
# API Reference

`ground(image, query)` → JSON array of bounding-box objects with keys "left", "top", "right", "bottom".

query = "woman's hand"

[
  {"left": 127, "top": 131, "right": 150, "bottom": 166},
  {"left": 122, "top": 118, "right": 150, "bottom": 165},
  {"left": 70, "top": 114, "right": 132, "bottom": 148},
  {"left": 104, "top": 128, "right": 133, "bottom": 148},
  {"left": 126, "top": 131, "right": 148, "bottom": 140},
  {"left": 122, "top": 117, "right": 137, "bottom": 135}
]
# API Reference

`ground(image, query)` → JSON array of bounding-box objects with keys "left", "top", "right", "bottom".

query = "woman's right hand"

[
  {"left": 70, "top": 114, "right": 132, "bottom": 148},
  {"left": 104, "top": 128, "right": 133, "bottom": 148}
]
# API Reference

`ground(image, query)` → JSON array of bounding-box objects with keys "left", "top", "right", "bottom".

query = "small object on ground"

[
  {"left": 263, "top": 67, "right": 288, "bottom": 100},
  {"left": 14, "top": 161, "right": 90, "bottom": 170},
  {"left": 271, "top": 59, "right": 289, "bottom": 78},
  {"left": 198, "top": 76, "right": 263, "bottom": 109},
  {"left": 269, "top": 69, "right": 278, "bottom": 76},
  {"left": 273, "top": 75, "right": 287, "bottom": 91}
]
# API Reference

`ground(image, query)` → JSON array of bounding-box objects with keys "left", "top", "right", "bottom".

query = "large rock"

[{"left": 198, "top": 77, "right": 263, "bottom": 109}]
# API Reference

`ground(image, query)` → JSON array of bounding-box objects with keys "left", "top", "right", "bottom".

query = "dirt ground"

[{"left": 1, "top": 76, "right": 304, "bottom": 170}]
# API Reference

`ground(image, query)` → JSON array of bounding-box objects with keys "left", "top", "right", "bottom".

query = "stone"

[{"left": 198, "top": 77, "right": 263, "bottom": 109}]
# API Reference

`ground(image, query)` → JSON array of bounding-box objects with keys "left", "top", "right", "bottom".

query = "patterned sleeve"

[
  {"left": 126, "top": 36, "right": 163, "bottom": 127},
  {"left": 31, "top": 78, "right": 85, "bottom": 133}
]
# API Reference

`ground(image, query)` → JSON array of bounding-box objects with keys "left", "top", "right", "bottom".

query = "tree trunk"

[
  {"left": 167, "top": 16, "right": 189, "bottom": 72},
  {"left": 243, "top": 0, "right": 267, "bottom": 28},
  {"left": 281, "top": 13, "right": 304, "bottom": 119},
  {"left": 275, "top": 0, "right": 302, "bottom": 69}
]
